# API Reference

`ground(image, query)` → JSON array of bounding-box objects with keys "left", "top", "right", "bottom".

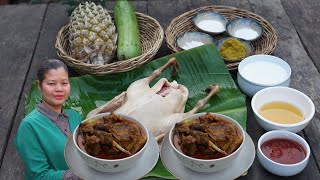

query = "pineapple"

[{"left": 69, "top": 1, "right": 117, "bottom": 65}]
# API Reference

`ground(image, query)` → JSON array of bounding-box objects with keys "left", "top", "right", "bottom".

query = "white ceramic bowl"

[
  {"left": 176, "top": 32, "right": 214, "bottom": 50},
  {"left": 252, "top": 87, "right": 315, "bottom": 133},
  {"left": 226, "top": 18, "right": 263, "bottom": 41},
  {"left": 73, "top": 112, "right": 149, "bottom": 173},
  {"left": 169, "top": 112, "right": 245, "bottom": 173},
  {"left": 257, "top": 130, "right": 310, "bottom": 176},
  {"left": 193, "top": 11, "right": 228, "bottom": 34},
  {"left": 237, "top": 55, "right": 291, "bottom": 97}
]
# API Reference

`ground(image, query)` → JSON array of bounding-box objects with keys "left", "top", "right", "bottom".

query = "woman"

[{"left": 16, "top": 59, "right": 82, "bottom": 179}]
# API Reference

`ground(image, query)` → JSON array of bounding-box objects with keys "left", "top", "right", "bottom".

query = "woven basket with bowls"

[
  {"left": 165, "top": 5, "right": 277, "bottom": 70},
  {"left": 56, "top": 12, "right": 164, "bottom": 76}
]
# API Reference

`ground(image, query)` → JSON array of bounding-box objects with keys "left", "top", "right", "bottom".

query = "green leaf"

[
  {"left": 25, "top": 44, "right": 246, "bottom": 179},
  {"left": 143, "top": 159, "right": 176, "bottom": 179}
]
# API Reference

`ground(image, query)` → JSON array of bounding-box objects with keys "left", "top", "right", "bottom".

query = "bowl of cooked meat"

[
  {"left": 169, "top": 112, "right": 245, "bottom": 173},
  {"left": 73, "top": 112, "right": 149, "bottom": 173}
]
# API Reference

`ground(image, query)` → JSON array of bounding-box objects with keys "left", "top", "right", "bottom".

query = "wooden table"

[{"left": 0, "top": 0, "right": 319, "bottom": 179}]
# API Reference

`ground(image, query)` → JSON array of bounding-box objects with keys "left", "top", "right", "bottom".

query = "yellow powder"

[{"left": 219, "top": 38, "right": 246, "bottom": 60}]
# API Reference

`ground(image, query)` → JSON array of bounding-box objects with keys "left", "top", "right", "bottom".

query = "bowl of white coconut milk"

[
  {"left": 193, "top": 11, "right": 228, "bottom": 35},
  {"left": 226, "top": 18, "right": 263, "bottom": 41},
  {"left": 176, "top": 32, "right": 214, "bottom": 50},
  {"left": 237, "top": 55, "right": 291, "bottom": 97}
]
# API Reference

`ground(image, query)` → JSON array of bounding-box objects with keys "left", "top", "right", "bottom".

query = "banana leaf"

[{"left": 25, "top": 44, "right": 246, "bottom": 179}]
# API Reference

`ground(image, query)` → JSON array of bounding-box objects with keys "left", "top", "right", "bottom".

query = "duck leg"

[
  {"left": 87, "top": 92, "right": 126, "bottom": 118},
  {"left": 184, "top": 84, "right": 220, "bottom": 117},
  {"left": 145, "top": 57, "right": 179, "bottom": 82}
]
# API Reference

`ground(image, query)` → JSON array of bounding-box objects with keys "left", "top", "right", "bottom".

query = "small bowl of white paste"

[
  {"left": 193, "top": 11, "right": 228, "bottom": 34},
  {"left": 226, "top": 18, "right": 263, "bottom": 41},
  {"left": 237, "top": 55, "right": 291, "bottom": 97},
  {"left": 176, "top": 32, "right": 214, "bottom": 50}
]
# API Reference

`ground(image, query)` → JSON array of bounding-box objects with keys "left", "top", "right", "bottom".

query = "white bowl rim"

[
  {"left": 169, "top": 112, "right": 245, "bottom": 162},
  {"left": 252, "top": 87, "right": 315, "bottom": 128},
  {"left": 238, "top": 54, "right": 292, "bottom": 86},
  {"left": 257, "top": 130, "right": 310, "bottom": 167},
  {"left": 73, "top": 112, "right": 149, "bottom": 162}
]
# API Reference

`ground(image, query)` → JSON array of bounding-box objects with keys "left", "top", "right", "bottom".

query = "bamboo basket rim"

[{"left": 55, "top": 12, "right": 164, "bottom": 76}]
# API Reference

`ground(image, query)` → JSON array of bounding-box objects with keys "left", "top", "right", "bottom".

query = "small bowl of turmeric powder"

[{"left": 216, "top": 37, "right": 253, "bottom": 62}]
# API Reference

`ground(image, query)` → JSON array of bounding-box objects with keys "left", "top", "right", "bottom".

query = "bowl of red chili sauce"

[{"left": 257, "top": 130, "right": 310, "bottom": 176}]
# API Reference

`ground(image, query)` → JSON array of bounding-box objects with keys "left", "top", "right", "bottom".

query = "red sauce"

[{"left": 261, "top": 138, "right": 306, "bottom": 164}]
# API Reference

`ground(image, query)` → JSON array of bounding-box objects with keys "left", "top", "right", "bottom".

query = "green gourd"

[{"left": 114, "top": 0, "right": 142, "bottom": 60}]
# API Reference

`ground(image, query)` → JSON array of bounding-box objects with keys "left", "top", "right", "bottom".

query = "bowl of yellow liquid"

[{"left": 251, "top": 87, "right": 315, "bottom": 133}]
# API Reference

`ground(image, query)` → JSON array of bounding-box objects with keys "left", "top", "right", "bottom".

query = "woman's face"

[{"left": 38, "top": 67, "right": 70, "bottom": 111}]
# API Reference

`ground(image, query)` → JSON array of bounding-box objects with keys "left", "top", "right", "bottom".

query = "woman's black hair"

[{"left": 37, "top": 59, "right": 68, "bottom": 85}]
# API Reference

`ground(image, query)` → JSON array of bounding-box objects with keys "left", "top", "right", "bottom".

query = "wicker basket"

[
  {"left": 56, "top": 12, "right": 164, "bottom": 76},
  {"left": 165, "top": 5, "right": 277, "bottom": 70}
]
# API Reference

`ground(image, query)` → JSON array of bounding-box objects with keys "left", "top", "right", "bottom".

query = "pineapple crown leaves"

[{"left": 62, "top": 0, "right": 109, "bottom": 16}]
